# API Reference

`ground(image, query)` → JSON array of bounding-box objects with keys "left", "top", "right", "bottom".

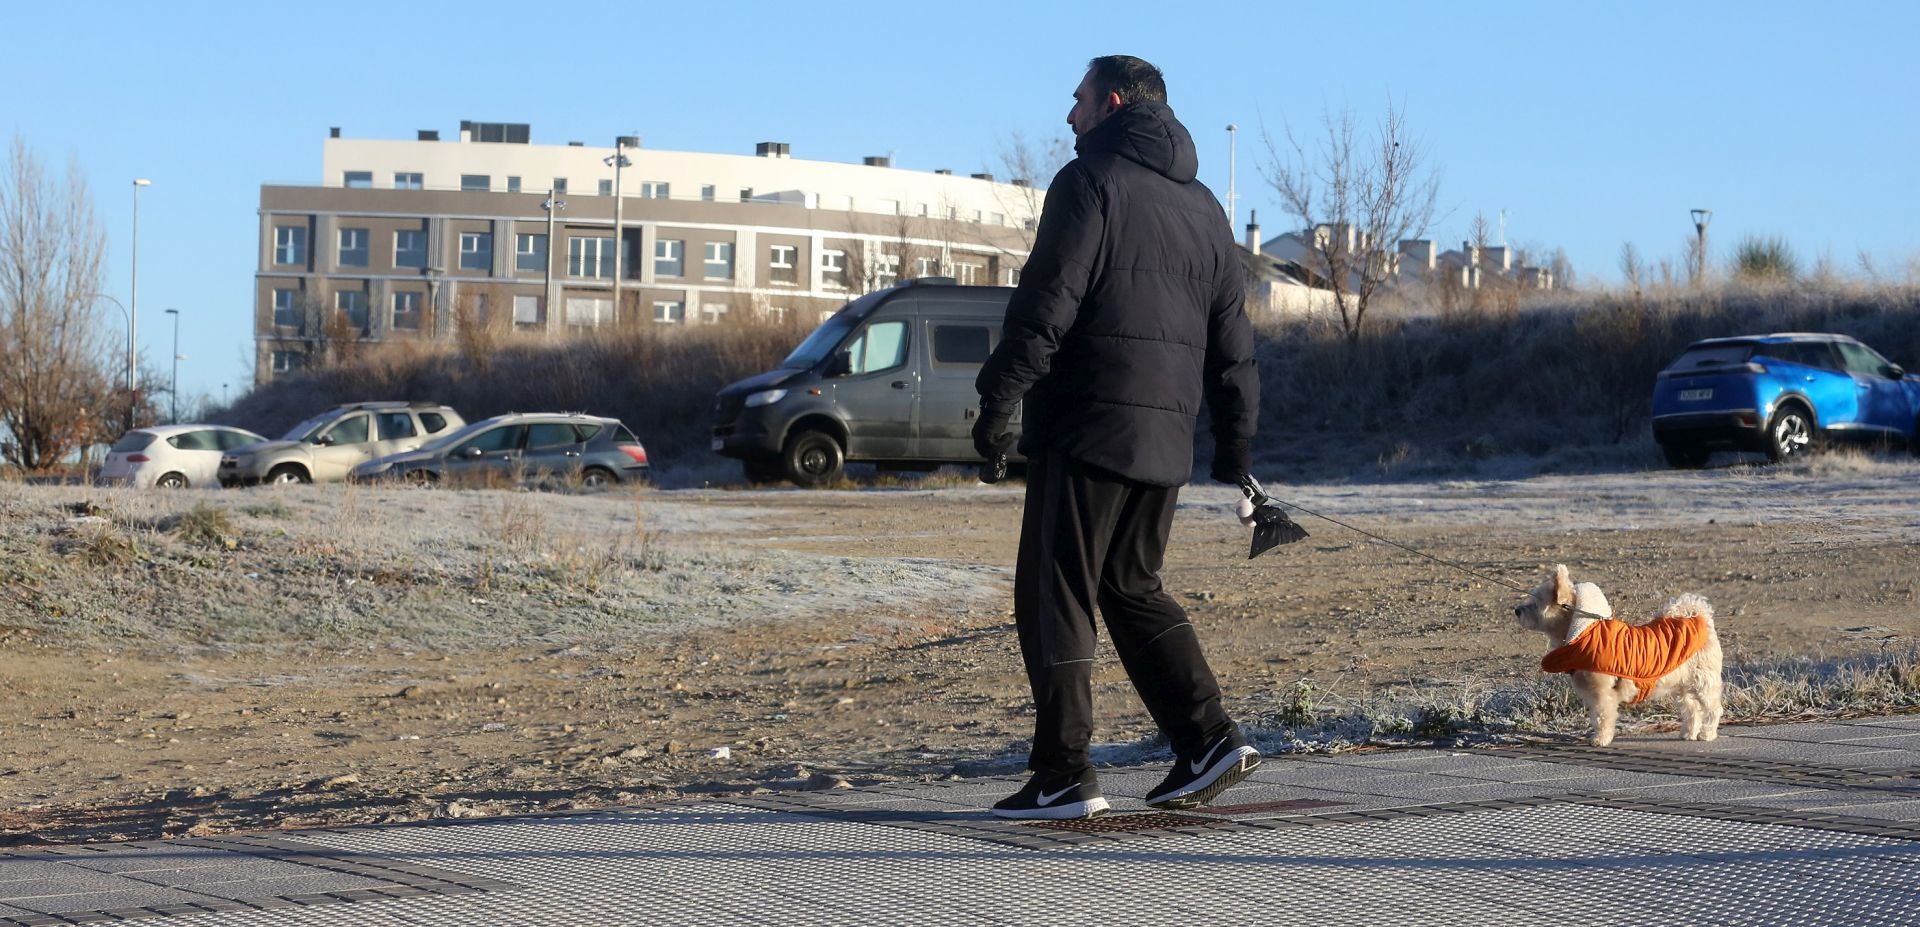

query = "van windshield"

[{"left": 780, "top": 313, "right": 858, "bottom": 369}]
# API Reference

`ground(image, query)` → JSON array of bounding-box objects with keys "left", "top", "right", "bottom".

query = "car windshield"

[
  {"left": 780, "top": 313, "right": 858, "bottom": 369},
  {"left": 281, "top": 412, "right": 339, "bottom": 442},
  {"left": 1666, "top": 344, "right": 1754, "bottom": 371}
]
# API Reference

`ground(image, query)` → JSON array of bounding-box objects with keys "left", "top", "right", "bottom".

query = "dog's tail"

[{"left": 1660, "top": 593, "right": 1715, "bottom": 626}]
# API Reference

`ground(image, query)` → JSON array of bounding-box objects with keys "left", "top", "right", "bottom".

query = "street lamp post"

[
  {"left": 541, "top": 191, "right": 567, "bottom": 332},
  {"left": 129, "top": 179, "right": 151, "bottom": 430},
  {"left": 1690, "top": 208, "right": 1712, "bottom": 285},
  {"left": 164, "top": 308, "right": 180, "bottom": 423},
  {"left": 604, "top": 138, "right": 632, "bottom": 323},
  {"left": 1226, "top": 123, "right": 1238, "bottom": 228}
]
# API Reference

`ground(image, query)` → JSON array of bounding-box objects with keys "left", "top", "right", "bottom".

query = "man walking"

[{"left": 974, "top": 55, "right": 1259, "bottom": 820}]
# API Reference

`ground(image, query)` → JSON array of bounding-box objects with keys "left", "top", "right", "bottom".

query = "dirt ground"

[{"left": 3, "top": 464, "right": 1917, "bottom": 844}]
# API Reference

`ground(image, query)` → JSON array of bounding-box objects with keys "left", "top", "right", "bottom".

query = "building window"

[
  {"left": 336, "top": 291, "right": 369, "bottom": 331},
  {"left": 458, "top": 232, "right": 492, "bottom": 272},
  {"left": 769, "top": 244, "right": 797, "bottom": 285},
  {"left": 700, "top": 185, "right": 715, "bottom": 202},
  {"left": 879, "top": 199, "right": 899, "bottom": 215},
  {"left": 598, "top": 179, "right": 613, "bottom": 196},
  {"left": 652, "top": 301, "right": 684, "bottom": 324},
  {"left": 391, "top": 291, "right": 424, "bottom": 330},
  {"left": 272, "top": 288, "right": 298, "bottom": 327},
  {"left": 460, "top": 174, "right": 490, "bottom": 192},
  {"left": 953, "top": 262, "right": 979, "bottom": 285},
  {"left": 990, "top": 212, "right": 1005, "bottom": 226},
  {"left": 641, "top": 181, "right": 669, "bottom": 199},
  {"left": 565, "top": 297, "right": 613, "bottom": 327},
  {"left": 762, "top": 306, "right": 788, "bottom": 323},
  {"left": 270, "top": 350, "right": 305, "bottom": 373},
  {"left": 273, "top": 226, "right": 306, "bottom": 265},
  {"left": 739, "top": 187, "right": 753, "bottom": 202},
  {"left": 515, "top": 233, "right": 547, "bottom": 273},
  {"left": 506, "top": 176, "right": 522, "bottom": 193},
  {"left": 1005, "top": 267, "right": 1021, "bottom": 287},
  {"left": 567, "top": 236, "right": 614, "bottom": 278},
  {"left": 394, "top": 230, "right": 427, "bottom": 269},
  {"left": 917, "top": 203, "right": 930, "bottom": 217},
  {"left": 337, "top": 227, "right": 368, "bottom": 267},
  {"left": 877, "top": 254, "right": 899, "bottom": 288},
  {"left": 393, "top": 172, "right": 423, "bottom": 190},
  {"left": 343, "top": 171, "right": 373, "bottom": 188},
  {"left": 703, "top": 241, "right": 734, "bottom": 280},
  {"left": 654, "top": 239, "right": 684, "bottom": 278},
  {"left": 915, "top": 256, "right": 940, "bottom": 278},
  {"left": 512, "top": 294, "right": 543, "bottom": 326},
  {"left": 552, "top": 177, "right": 568, "bottom": 194},
  {"left": 700, "top": 304, "right": 729, "bottom": 324},
  {"left": 821, "top": 250, "right": 848, "bottom": 289}
]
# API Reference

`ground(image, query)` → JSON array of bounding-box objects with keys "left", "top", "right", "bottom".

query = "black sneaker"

[
  {"left": 1145, "top": 729, "right": 1260, "bottom": 809},
  {"left": 990, "top": 768, "right": 1111, "bottom": 820}
]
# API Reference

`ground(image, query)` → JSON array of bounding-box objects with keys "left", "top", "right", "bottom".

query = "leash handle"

[{"left": 980, "top": 453, "right": 1009, "bottom": 484}]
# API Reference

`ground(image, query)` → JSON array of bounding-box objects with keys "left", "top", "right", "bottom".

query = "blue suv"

[{"left": 1651, "top": 333, "right": 1920, "bottom": 468}]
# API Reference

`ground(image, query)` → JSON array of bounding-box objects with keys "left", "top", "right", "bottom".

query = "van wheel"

[
  {"left": 783, "top": 431, "right": 844, "bottom": 488},
  {"left": 742, "top": 455, "right": 784, "bottom": 484}
]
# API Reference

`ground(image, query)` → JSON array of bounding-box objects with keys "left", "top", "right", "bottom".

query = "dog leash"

[{"left": 1259, "top": 495, "right": 1528, "bottom": 594}]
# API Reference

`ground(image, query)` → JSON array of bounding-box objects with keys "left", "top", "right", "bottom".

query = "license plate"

[
  {"left": 711, "top": 438, "right": 724, "bottom": 451},
  {"left": 1678, "top": 388, "right": 1713, "bottom": 401}
]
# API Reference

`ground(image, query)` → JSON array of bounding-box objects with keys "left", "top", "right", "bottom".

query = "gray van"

[{"left": 711, "top": 280, "right": 1023, "bottom": 486}]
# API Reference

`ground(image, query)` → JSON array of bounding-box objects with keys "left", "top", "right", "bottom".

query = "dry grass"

[{"left": 1231, "top": 648, "right": 1920, "bottom": 754}]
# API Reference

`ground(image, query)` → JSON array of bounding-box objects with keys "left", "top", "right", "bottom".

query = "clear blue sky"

[{"left": 4, "top": 0, "right": 1915, "bottom": 407}]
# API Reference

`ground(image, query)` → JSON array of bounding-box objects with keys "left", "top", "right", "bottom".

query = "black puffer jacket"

[{"left": 976, "top": 101, "right": 1257, "bottom": 487}]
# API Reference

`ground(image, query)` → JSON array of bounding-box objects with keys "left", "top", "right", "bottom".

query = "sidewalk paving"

[{"left": 5, "top": 716, "right": 1920, "bottom": 925}]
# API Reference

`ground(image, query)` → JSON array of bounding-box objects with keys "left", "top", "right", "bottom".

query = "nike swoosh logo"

[
  {"left": 1189, "top": 740, "right": 1228, "bottom": 774},
  {"left": 1035, "top": 785, "right": 1077, "bottom": 806}
]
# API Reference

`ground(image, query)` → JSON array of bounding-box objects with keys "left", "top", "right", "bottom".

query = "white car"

[{"left": 100, "top": 425, "right": 267, "bottom": 489}]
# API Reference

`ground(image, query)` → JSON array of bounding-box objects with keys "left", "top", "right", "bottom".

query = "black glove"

[
  {"left": 972, "top": 408, "right": 1015, "bottom": 460},
  {"left": 1210, "top": 440, "right": 1252, "bottom": 485}
]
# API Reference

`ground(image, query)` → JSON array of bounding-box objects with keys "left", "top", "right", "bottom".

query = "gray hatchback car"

[{"left": 351, "top": 413, "right": 649, "bottom": 488}]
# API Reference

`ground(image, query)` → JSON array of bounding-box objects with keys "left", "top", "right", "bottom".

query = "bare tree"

[
  {"left": 0, "top": 136, "right": 115, "bottom": 469},
  {"left": 1263, "top": 102, "right": 1440, "bottom": 343},
  {"left": 993, "top": 130, "right": 1070, "bottom": 253}
]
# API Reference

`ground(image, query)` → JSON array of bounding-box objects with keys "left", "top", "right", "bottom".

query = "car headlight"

[{"left": 744, "top": 389, "right": 788, "bottom": 408}]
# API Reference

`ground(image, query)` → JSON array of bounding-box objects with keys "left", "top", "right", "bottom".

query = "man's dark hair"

[{"left": 1086, "top": 55, "right": 1167, "bottom": 105}]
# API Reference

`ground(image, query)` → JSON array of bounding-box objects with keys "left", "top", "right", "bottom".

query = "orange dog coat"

[{"left": 1541, "top": 615, "right": 1711, "bottom": 704}]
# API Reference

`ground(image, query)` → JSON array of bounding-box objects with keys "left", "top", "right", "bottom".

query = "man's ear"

[{"left": 1104, "top": 91, "right": 1125, "bottom": 112}]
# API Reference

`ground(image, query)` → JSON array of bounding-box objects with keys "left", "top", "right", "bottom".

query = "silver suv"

[
  {"left": 350, "top": 412, "right": 650, "bottom": 488},
  {"left": 220, "top": 401, "right": 464, "bottom": 486}
]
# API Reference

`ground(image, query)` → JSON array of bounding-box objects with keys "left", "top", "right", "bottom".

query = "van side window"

[
  {"left": 932, "top": 325, "right": 991, "bottom": 365},
  {"left": 845, "top": 320, "right": 908, "bottom": 374}
]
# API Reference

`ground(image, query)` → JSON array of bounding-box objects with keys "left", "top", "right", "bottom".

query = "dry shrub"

[{"left": 169, "top": 503, "right": 236, "bottom": 548}]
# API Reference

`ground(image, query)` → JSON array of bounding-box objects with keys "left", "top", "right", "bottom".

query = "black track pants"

[{"left": 1014, "top": 452, "right": 1231, "bottom": 777}]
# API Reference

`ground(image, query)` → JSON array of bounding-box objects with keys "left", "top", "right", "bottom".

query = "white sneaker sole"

[
  {"left": 1146, "top": 746, "right": 1260, "bottom": 809},
  {"left": 990, "top": 796, "right": 1112, "bottom": 820}
]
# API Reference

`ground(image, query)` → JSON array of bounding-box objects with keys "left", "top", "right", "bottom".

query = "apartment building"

[{"left": 254, "top": 120, "right": 1043, "bottom": 381}]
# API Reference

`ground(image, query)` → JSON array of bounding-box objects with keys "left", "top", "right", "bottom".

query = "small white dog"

[{"left": 1512, "top": 564, "right": 1723, "bottom": 746}]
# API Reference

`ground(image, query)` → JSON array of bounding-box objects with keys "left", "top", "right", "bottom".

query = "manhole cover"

[
  {"left": 1204, "top": 798, "right": 1351, "bottom": 814},
  {"left": 1026, "top": 812, "right": 1221, "bottom": 833}
]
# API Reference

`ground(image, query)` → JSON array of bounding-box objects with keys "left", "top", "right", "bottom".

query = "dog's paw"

[
  {"left": 1699, "top": 729, "right": 1718, "bottom": 742},
  {"left": 1589, "top": 733, "right": 1615, "bottom": 747}
]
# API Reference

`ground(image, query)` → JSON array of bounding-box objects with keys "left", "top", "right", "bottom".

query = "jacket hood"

[{"left": 1075, "top": 100, "right": 1197, "bottom": 184}]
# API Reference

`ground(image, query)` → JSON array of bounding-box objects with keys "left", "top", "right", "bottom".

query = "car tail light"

[
  {"left": 1736, "top": 412, "right": 1758, "bottom": 426},
  {"left": 127, "top": 454, "right": 150, "bottom": 462},
  {"left": 617, "top": 444, "right": 649, "bottom": 465}
]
